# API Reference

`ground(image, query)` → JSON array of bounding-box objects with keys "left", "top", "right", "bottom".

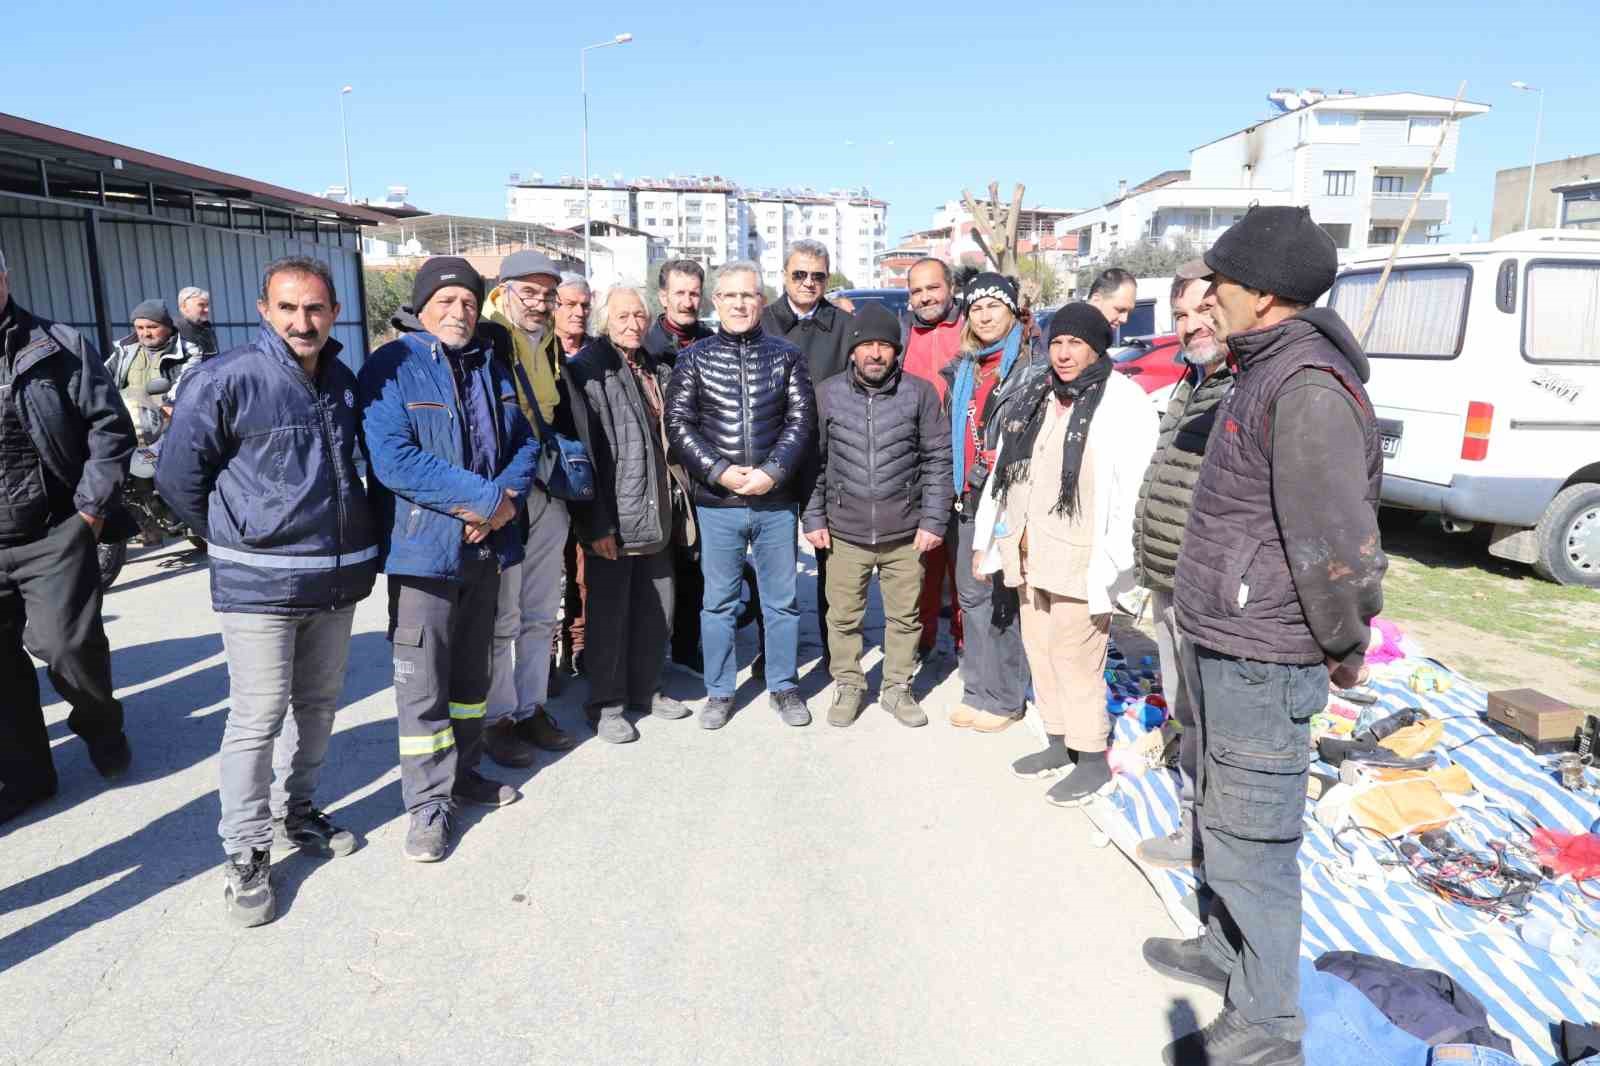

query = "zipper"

[
  {"left": 297, "top": 364, "right": 345, "bottom": 608},
  {"left": 737, "top": 339, "right": 751, "bottom": 467},
  {"left": 865, "top": 390, "right": 877, "bottom": 544}
]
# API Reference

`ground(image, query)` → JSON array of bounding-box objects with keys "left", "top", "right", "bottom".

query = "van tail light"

[{"left": 1460, "top": 401, "right": 1493, "bottom": 461}]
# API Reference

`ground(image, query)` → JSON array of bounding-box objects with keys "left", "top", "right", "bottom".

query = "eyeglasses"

[
  {"left": 715, "top": 291, "right": 760, "bottom": 303},
  {"left": 508, "top": 285, "right": 557, "bottom": 307},
  {"left": 789, "top": 270, "right": 827, "bottom": 284}
]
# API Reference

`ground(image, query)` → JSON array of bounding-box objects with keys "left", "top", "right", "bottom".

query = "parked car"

[
  {"left": 1327, "top": 229, "right": 1600, "bottom": 586},
  {"left": 826, "top": 287, "right": 909, "bottom": 318},
  {"left": 1111, "top": 333, "right": 1186, "bottom": 410}
]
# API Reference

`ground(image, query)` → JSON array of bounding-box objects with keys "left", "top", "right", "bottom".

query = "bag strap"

[{"left": 510, "top": 360, "right": 552, "bottom": 438}]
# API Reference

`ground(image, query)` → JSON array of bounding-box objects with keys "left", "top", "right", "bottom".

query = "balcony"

[{"left": 1368, "top": 194, "right": 1448, "bottom": 224}]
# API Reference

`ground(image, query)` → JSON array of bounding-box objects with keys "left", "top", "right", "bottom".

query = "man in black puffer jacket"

[
  {"left": 665, "top": 260, "right": 815, "bottom": 730},
  {"left": 803, "top": 303, "right": 951, "bottom": 729}
]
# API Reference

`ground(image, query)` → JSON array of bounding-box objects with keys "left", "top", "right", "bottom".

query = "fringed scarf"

[{"left": 990, "top": 357, "right": 1113, "bottom": 519}]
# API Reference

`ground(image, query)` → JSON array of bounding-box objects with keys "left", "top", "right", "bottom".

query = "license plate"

[{"left": 1381, "top": 435, "right": 1401, "bottom": 458}]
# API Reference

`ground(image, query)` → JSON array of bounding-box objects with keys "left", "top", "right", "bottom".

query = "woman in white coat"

[{"left": 972, "top": 303, "right": 1157, "bottom": 806}]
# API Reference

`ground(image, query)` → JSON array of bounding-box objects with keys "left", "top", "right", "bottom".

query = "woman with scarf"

[
  {"left": 976, "top": 303, "right": 1157, "bottom": 805},
  {"left": 940, "top": 273, "right": 1035, "bottom": 732}
]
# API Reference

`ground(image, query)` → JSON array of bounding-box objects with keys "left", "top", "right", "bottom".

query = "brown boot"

[
  {"left": 971, "top": 709, "right": 1024, "bottom": 733},
  {"left": 483, "top": 718, "right": 537, "bottom": 769},
  {"left": 948, "top": 704, "right": 978, "bottom": 729}
]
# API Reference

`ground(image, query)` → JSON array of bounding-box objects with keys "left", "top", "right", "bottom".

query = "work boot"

[
  {"left": 1142, "top": 936, "right": 1229, "bottom": 997},
  {"left": 948, "top": 704, "right": 979, "bottom": 729},
  {"left": 272, "top": 808, "right": 357, "bottom": 858},
  {"left": 970, "top": 709, "right": 1024, "bottom": 733},
  {"left": 828, "top": 686, "right": 864, "bottom": 728},
  {"left": 1137, "top": 808, "right": 1200, "bottom": 869},
  {"left": 516, "top": 708, "right": 577, "bottom": 752},
  {"left": 223, "top": 848, "right": 275, "bottom": 927},
  {"left": 1012, "top": 734, "right": 1071, "bottom": 779},
  {"left": 485, "top": 718, "right": 538, "bottom": 768},
  {"left": 595, "top": 704, "right": 638, "bottom": 744},
  {"left": 451, "top": 769, "right": 520, "bottom": 808},
  {"left": 1162, "top": 1008, "right": 1303, "bottom": 1066},
  {"left": 880, "top": 685, "right": 928, "bottom": 728},
  {"left": 773, "top": 689, "right": 811, "bottom": 727},
  {"left": 643, "top": 695, "right": 691, "bottom": 720},
  {"left": 700, "top": 696, "right": 734, "bottom": 731},
  {"left": 86, "top": 731, "right": 132, "bottom": 779},
  {"left": 1045, "top": 751, "right": 1115, "bottom": 807},
  {"left": 403, "top": 806, "right": 451, "bottom": 863}
]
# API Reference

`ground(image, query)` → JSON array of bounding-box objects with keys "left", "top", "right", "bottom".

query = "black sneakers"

[
  {"left": 484, "top": 718, "right": 539, "bottom": 768},
  {"left": 773, "top": 689, "right": 811, "bottom": 727},
  {"left": 517, "top": 708, "right": 577, "bottom": 752},
  {"left": 451, "top": 769, "right": 520, "bottom": 808},
  {"left": 86, "top": 732, "right": 132, "bottom": 779},
  {"left": 1142, "top": 936, "right": 1230, "bottom": 997},
  {"left": 223, "top": 848, "right": 275, "bottom": 927},
  {"left": 1045, "top": 753, "right": 1115, "bottom": 807},
  {"left": 1011, "top": 735, "right": 1072, "bottom": 779},
  {"left": 272, "top": 808, "right": 358, "bottom": 858},
  {"left": 1162, "top": 1008, "right": 1303, "bottom": 1066}
]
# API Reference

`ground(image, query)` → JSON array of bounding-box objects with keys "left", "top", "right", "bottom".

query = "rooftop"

[{"left": 1191, "top": 91, "right": 1491, "bottom": 152}]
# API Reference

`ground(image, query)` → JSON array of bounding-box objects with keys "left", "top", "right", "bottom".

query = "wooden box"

[{"left": 1486, "top": 688, "right": 1583, "bottom": 755}]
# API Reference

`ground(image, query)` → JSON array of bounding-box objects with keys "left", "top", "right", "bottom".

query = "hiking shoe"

[
  {"left": 1045, "top": 760, "right": 1116, "bottom": 807},
  {"left": 451, "top": 769, "right": 520, "bottom": 808},
  {"left": 948, "top": 704, "right": 979, "bottom": 729},
  {"left": 828, "top": 686, "right": 864, "bottom": 727},
  {"left": 1162, "top": 1008, "right": 1303, "bottom": 1066},
  {"left": 1143, "top": 936, "right": 1229, "bottom": 998},
  {"left": 644, "top": 695, "right": 691, "bottom": 720},
  {"left": 1011, "top": 743, "right": 1072, "bottom": 780},
  {"left": 881, "top": 685, "right": 928, "bottom": 728},
  {"left": 1137, "top": 809, "right": 1200, "bottom": 869},
  {"left": 86, "top": 731, "right": 132, "bottom": 779},
  {"left": 595, "top": 704, "right": 638, "bottom": 744},
  {"left": 273, "top": 808, "right": 357, "bottom": 857},
  {"left": 516, "top": 708, "right": 577, "bottom": 752},
  {"left": 223, "top": 848, "right": 275, "bottom": 927},
  {"left": 485, "top": 717, "right": 538, "bottom": 769},
  {"left": 403, "top": 806, "right": 451, "bottom": 863},
  {"left": 773, "top": 689, "right": 811, "bottom": 727},
  {"left": 700, "top": 697, "right": 734, "bottom": 731},
  {"left": 970, "top": 709, "right": 1024, "bottom": 733}
]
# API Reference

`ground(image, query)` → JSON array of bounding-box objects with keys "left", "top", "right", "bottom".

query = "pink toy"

[{"left": 1366, "top": 617, "right": 1405, "bottom": 666}]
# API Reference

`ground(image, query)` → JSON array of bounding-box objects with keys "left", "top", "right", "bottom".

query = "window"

[
  {"left": 1373, "top": 175, "right": 1404, "bottom": 195},
  {"left": 1314, "top": 110, "right": 1360, "bottom": 143},
  {"left": 1316, "top": 111, "right": 1357, "bottom": 128},
  {"left": 1324, "top": 170, "right": 1356, "bottom": 197},
  {"left": 1329, "top": 265, "right": 1470, "bottom": 359},
  {"left": 1368, "top": 227, "right": 1400, "bottom": 245},
  {"left": 1524, "top": 261, "right": 1600, "bottom": 363},
  {"left": 1408, "top": 116, "right": 1444, "bottom": 146},
  {"left": 1321, "top": 223, "right": 1352, "bottom": 250},
  {"left": 643, "top": 217, "right": 656, "bottom": 226}
]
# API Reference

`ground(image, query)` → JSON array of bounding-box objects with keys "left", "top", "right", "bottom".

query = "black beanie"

[
  {"left": 1047, "top": 302, "right": 1112, "bottom": 358},
  {"left": 412, "top": 256, "right": 485, "bottom": 313},
  {"left": 130, "top": 298, "right": 173, "bottom": 328},
  {"left": 1203, "top": 206, "right": 1337, "bottom": 305},
  {"left": 846, "top": 302, "right": 902, "bottom": 356},
  {"left": 964, "top": 271, "right": 1019, "bottom": 314}
]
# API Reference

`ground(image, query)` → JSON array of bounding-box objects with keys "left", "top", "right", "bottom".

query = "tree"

[
  {"left": 825, "top": 271, "right": 854, "bottom": 291},
  {"left": 1017, "top": 255, "right": 1064, "bottom": 307},
  {"left": 962, "top": 181, "right": 1026, "bottom": 275},
  {"left": 364, "top": 267, "right": 416, "bottom": 342},
  {"left": 1074, "top": 238, "right": 1200, "bottom": 293}
]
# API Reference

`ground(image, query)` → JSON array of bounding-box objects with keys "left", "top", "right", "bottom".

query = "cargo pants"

[{"left": 389, "top": 551, "right": 498, "bottom": 814}]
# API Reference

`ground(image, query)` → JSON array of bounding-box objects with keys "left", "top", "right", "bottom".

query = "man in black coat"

[
  {"left": 0, "top": 243, "right": 138, "bottom": 824},
  {"left": 803, "top": 304, "right": 951, "bottom": 729}
]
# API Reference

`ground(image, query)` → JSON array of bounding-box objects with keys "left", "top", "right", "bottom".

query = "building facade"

[{"left": 1491, "top": 153, "right": 1600, "bottom": 237}]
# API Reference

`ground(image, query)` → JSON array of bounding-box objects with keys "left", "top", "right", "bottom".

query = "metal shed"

[{"left": 0, "top": 112, "right": 388, "bottom": 367}]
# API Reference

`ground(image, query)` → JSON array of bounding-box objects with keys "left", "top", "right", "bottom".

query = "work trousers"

[
  {"left": 1152, "top": 589, "right": 1199, "bottom": 805},
  {"left": 216, "top": 606, "right": 356, "bottom": 855},
  {"left": 489, "top": 493, "right": 569, "bottom": 721},
  {"left": 1192, "top": 645, "right": 1325, "bottom": 1039},
  {"left": 0, "top": 516, "right": 123, "bottom": 799},
  {"left": 917, "top": 511, "right": 962, "bottom": 652},
  {"left": 825, "top": 535, "right": 922, "bottom": 692},
  {"left": 389, "top": 553, "right": 498, "bottom": 814},
  {"left": 697, "top": 503, "right": 800, "bottom": 700},
  {"left": 1017, "top": 584, "right": 1109, "bottom": 751},
  {"left": 953, "top": 516, "right": 1028, "bottom": 715},
  {"left": 583, "top": 547, "right": 673, "bottom": 709}
]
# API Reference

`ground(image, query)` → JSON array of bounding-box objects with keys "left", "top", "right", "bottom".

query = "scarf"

[
  {"left": 659, "top": 314, "right": 700, "bottom": 349},
  {"left": 948, "top": 322, "right": 1023, "bottom": 493},
  {"left": 991, "top": 356, "right": 1113, "bottom": 520}
]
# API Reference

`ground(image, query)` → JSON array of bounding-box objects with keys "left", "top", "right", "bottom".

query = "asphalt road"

[{"left": 2, "top": 541, "right": 1206, "bottom": 1065}]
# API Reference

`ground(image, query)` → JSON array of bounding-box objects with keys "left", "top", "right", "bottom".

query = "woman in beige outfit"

[{"left": 973, "top": 303, "right": 1157, "bottom": 807}]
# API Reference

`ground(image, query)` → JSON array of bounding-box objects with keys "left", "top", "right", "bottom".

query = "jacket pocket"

[
  {"left": 404, "top": 505, "right": 424, "bottom": 538},
  {"left": 1223, "top": 536, "right": 1262, "bottom": 618},
  {"left": 391, "top": 625, "right": 424, "bottom": 647}
]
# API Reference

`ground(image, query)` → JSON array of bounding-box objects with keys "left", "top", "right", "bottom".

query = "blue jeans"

[{"left": 697, "top": 503, "right": 800, "bottom": 699}]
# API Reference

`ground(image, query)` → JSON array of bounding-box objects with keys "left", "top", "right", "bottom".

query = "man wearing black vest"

[{"left": 1144, "top": 206, "right": 1386, "bottom": 1066}]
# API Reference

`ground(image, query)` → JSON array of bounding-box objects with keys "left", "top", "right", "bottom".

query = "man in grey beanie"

[{"left": 106, "top": 297, "right": 204, "bottom": 403}]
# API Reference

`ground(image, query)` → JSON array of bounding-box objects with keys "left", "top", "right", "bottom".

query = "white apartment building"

[
  {"left": 1061, "top": 90, "right": 1491, "bottom": 262},
  {"left": 736, "top": 190, "right": 888, "bottom": 290},
  {"left": 504, "top": 174, "right": 738, "bottom": 267}
]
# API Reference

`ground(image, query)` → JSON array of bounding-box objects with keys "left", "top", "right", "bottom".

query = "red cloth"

[
  {"left": 902, "top": 316, "right": 964, "bottom": 402},
  {"left": 1533, "top": 829, "right": 1600, "bottom": 879},
  {"left": 961, "top": 353, "right": 1003, "bottom": 486}
]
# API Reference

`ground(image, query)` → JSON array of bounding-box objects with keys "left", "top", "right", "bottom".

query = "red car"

[{"left": 1112, "top": 334, "right": 1186, "bottom": 408}]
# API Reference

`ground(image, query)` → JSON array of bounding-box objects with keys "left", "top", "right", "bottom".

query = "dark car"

[{"left": 827, "top": 288, "right": 909, "bottom": 318}]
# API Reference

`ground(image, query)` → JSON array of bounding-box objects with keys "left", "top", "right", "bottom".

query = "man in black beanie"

[
  {"left": 107, "top": 297, "right": 205, "bottom": 403},
  {"left": 1143, "top": 205, "right": 1386, "bottom": 1066}
]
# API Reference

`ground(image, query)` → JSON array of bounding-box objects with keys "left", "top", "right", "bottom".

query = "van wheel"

[{"left": 1533, "top": 482, "right": 1600, "bottom": 587}]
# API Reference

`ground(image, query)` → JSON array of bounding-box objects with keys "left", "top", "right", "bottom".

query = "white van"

[{"left": 1327, "top": 230, "right": 1600, "bottom": 586}]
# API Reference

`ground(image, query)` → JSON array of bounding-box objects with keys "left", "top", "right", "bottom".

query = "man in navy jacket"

[
  {"left": 158, "top": 257, "right": 378, "bottom": 926},
  {"left": 358, "top": 258, "right": 538, "bottom": 863}
]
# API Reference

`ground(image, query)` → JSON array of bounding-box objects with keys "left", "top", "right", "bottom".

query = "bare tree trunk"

[{"left": 962, "top": 182, "right": 1027, "bottom": 274}]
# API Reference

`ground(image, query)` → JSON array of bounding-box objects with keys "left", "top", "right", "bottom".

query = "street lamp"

[
  {"left": 338, "top": 85, "right": 354, "bottom": 205},
  {"left": 582, "top": 33, "right": 634, "bottom": 279},
  {"left": 1511, "top": 81, "right": 1545, "bottom": 232}
]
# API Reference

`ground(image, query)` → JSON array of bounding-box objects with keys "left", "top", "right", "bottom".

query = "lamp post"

[
  {"left": 338, "top": 85, "right": 354, "bottom": 205},
  {"left": 582, "top": 33, "right": 633, "bottom": 279},
  {"left": 1511, "top": 81, "right": 1545, "bottom": 232}
]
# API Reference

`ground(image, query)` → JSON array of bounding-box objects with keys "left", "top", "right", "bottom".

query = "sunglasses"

[{"left": 790, "top": 270, "right": 827, "bottom": 284}]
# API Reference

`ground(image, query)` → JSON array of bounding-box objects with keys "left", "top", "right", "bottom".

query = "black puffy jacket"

[
  {"left": 803, "top": 364, "right": 953, "bottom": 546},
  {"left": 665, "top": 325, "right": 815, "bottom": 507},
  {"left": 568, "top": 337, "right": 671, "bottom": 554}
]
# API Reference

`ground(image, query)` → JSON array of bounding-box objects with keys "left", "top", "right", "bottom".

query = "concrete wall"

[{"left": 1492, "top": 153, "right": 1600, "bottom": 237}]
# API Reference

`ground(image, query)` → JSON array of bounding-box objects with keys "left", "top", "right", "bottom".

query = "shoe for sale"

[
  {"left": 1162, "top": 1008, "right": 1303, "bottom": 1066},
  {"left": 828, "top": 686, "right": 864, "bottom": 728},
  {"left": 273, "top": 808, "right": 358, "bottom": 858},
  {"left": 485, "top": 717, "right": 539, "bottom": 768},
  {"left": 880, "top": 685, "right": 928, "bottom": 728},
  {"left": 970, "top": 709, "right": 1024, "bottom": 733},
  {"left": 700, "top": 697, "right": 734, "bottom": 731},
  {"left": 1137, "top": 809, "right": 1200, "bottom": 869},
  {"left": 86, "top": 731, "right": 132, "bottom": 779},
  {"left": 1142, "top": 936, "right": 1229, "bottom": 998},
  {"left": 1045, "top": 760, "right": 1116, "bottom": 807},
  {"left": 1011, "top": 742, "right": 1072, "bottom": 780},
  {"left": 643, "top": 695, "right": 691, "bottom": 720},
  {"left": 948, "top": 704, "right": 978, "bottom": 729},
  {"left": 403, "top": 806, "right": 451, "bottom": 863},
  {"left": 516, "top": 707, "right": 577, "bottom": 752},
  {"left": 451, "top": 769, "right": 520, "bottom": 808},
  {"left": 595, "top": 704, "right": 638, "bottom": 744},
  {"left": 223, "top": 848, "right": 275, "bottom": 927},
  {"left": 772, "top": 688, "right": 811, "bottom": 727}
]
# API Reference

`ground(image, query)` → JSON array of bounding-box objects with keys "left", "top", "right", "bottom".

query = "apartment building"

[
  {"left": 505, "top": 174, "right": 737, "bottom": 266},
  {"left": 738, "top": 190, "right": 889, "bottom": 289}
]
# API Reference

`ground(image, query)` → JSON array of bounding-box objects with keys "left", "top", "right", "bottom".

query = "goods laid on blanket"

[{"left": 1095, "top": 619, "right": 1600, "bottom": 1065}]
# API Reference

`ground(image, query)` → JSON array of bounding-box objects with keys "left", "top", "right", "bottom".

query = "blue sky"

[{"left": 6, "top": 0, "right": 1593, "bottom": 243}]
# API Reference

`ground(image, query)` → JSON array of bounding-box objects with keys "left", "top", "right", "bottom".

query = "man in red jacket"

[{"left": 900, "top": 257, "right": 964, "bottom": 659}]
